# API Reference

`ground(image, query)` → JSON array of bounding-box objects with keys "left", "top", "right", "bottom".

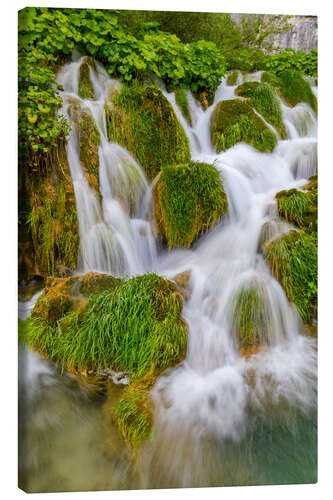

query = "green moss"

[
  {"left": 18, "top": 319, "right": 28, "bottom": 344},
  {"left": 78, "top": 58, "right": 96, "bottom": 100},
  {"left": 261, "top": 70, "right": 317, "bottom": 113},
  {"left": 211, "top": 98, "right": 277, "bottom": 153},
  {"left": 276, "top": 177, "right": 317, "bottom": 232},
  {"left": 226, "top": 71, "right": 239, "bottom": 86},
  {"left": 23, "top": 144, "right": 79, "bottom": 279},
  {"left": 114, "top": 372, "right": 155, "bottom": 449},
  {"left": 154, "top": 161, "right": 228, "bottom": 248},
  {"left": 235, "top": 81, "right": 259, "bottom": 97},
  {"left": 264, "top": 230, "right": 317, "bottom": 324},
  {"left": 105, "top": 83, "right": 190, "bottom": 181},
  {"left": 174, "top": 88, "right": 192, "bottom": 125},
  {"left": 27, "top": 273, "right": 187, "bottom": 377},
  {"left": 68, "top": 104, "right": 101, "bottom": 191},
  {"left": 236, "top": 82, "right": 286, "bottom": 138},
  {"left": 231, "top": 287, "right": 269, "bottom": 349}
]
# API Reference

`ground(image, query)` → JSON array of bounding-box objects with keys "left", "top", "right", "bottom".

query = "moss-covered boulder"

[
  {"left": 174, "top": 88, "right": 192, "bottom": 125},
  {"left": 261, "top": 70, "right": 317, "bottom": 114},
  {"left": 210, "top": 99, "right": 277, "bottom": 153},
  {"left": 236, "top": 82, "right": 286, "bottom": 138},
  {"left": 276, "top": 175, "right": 317, "bottom": 233},
  {"left": 226, "top": 71, "right": 239, "bottom": 86},
  {"left": 154, "top": 162, "right": 228, "bottom": 248},
  {"left": 18, "top": 141, "right": 79, "bottom": 282},
  {"left": 264, "top": 230, "right": 317, "bottom": 324},
  {"left": 78, "top": 57, "right": 96, "bottom": 100},
  {"left": 68, "top": 102, "right": 101, "bottom": 194},
  {"left": 105, "top": 83, "right": 190, "bottom": 181},
  {"left": 28, "top": 271, "right": 187, "bottom": 449}
]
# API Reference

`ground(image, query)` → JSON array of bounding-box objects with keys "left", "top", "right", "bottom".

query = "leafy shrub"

[
  {"left": 265, "top": 49, "right": 318, "bottom": 77},
  {"left": 154, "top": 162, "right": 228, "bottom": 248},
  {"left": 211, "top": 99, "right": 277, "bottom": 153}
]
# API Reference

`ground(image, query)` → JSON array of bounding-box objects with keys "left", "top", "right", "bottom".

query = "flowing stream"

[{"left": 19, "top": 59, "right": 317, "bottom": 491}]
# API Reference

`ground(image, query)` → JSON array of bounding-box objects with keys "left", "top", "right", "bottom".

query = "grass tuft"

[
  {"left": 264, "top": 230, "right": 317, "bottom": 324},
  {"left": 78, "top": 58, "right": 96, "bottom": 100},
  {"left": 105, "top": 82, "right": 190, "bottom": 181},
  {"left": 154, "top": 161, "right": 228, "bottom": 248},
  {"left": 210, "top": 98, "right": 277, "bottom": 153},
  {"left": 174, "top": 88, "right": 192, "bottom": 125}
]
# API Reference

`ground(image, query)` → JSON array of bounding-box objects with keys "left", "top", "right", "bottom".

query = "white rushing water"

[{"left": 22, "top": 60, "right": 317, "bottom": 488}]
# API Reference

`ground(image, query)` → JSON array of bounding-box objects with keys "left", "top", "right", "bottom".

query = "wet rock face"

[
  {"left": 230, "top": 14, "right": 317, "bottom": 53},
  {"left": 271, "top": 16, "right": 317, "bottom": 53}
]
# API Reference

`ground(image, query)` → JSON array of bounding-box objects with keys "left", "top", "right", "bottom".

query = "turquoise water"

[{"left": 18, "top": 347, "right": 317, "bottom": 493}]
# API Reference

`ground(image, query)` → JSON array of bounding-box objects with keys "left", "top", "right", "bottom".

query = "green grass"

[
  {"left": 276, "top": 175, "right": 317, "bottom": 233},
  {"left": 226, "top": 71, "right": 239, "bottom": 86},
  {"left": 261, "top": 70, "right": 317, "bottom": 113},
  {"left": 27, "top": 273, "right": 187, "bottom": 378},
  {"left": 155, "top": 161, "right": 228, "bottom": 248},
  {"left": 236, "top": 82, "right": 285, "bottom": 138},
  {"left": 113, "top": 373, "right": 155, "bottom": 449},
  {"left": 265, "top": 230, "right": 317, "bottom": 324},
  {"left": 174, "top": 88, "right": 192, "bottom": 125},
  {"left": 231, "top": 287, "right": 269, "bottom": 349},
  {"left": 105, "top": 82, "right": 190, "bottom": 181},
  {"left": 78, "top": 58, "right": 96, "bottom": 100},
  {"left": 211, "top": 99, "right": 277, "bottom": 153}
]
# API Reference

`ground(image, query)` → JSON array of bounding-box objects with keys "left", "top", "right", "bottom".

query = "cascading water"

[{"left": 19, "top": 60, "right": 317, "bottom": 490}]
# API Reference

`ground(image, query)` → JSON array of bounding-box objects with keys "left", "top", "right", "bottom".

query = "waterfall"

[
  {"left": 57, "top": 58, "right": 157, "bottom": 276},
  {"left": 25, "top": 58, "right": 318, "bottom": 487}
]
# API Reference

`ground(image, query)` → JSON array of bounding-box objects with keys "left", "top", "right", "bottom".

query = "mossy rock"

[
  {"left": 28, "top": 272, "right": 187, "bottom": 376},
  {"left": 226, "top": 71, "right": 239, "bottom": 86},
  {"left": 235, "top": 81, "right": 259, "bottom": 98},
  {"left": 105, "top": 83, "right": 190, "bottom": 181},
  {"left": 174, "top": 88, "right": 192, "bottom": 125},
  {"left": 154, "top": 162, "right": 228, "bottom": 248},
  {"left": 18, "top": 141, "right": 79, "bottom": 281},
  {"left": 276, "top": 176, "right": 317, "bottom": 233},
  {"left": 264, "top": 230, "right": 317, "bottom": 324},
  {"left": 68, "top": 103, "right": 101, "bottom": 193},
  {"left": 235, "top": 82, "right": 286, "bottom": 138},
  {"left": 230, "top": 286, "right": 270, "bottom": 349},
  {"left": 210, "top": 98, "right": 277, "bottom": 153},
  {"left": 28, "top": 272, "right": 188, "bottom": 449},
  {"left": 78, "top": 58, "right": 96, "bottom": 100},
  {"left": 261, "top": 70, "right": 317, "bottom": 114}
]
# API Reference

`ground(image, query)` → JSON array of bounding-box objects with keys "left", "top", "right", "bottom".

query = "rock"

[
  {"left": 173, "top": 270, "right": 192, "bottom": 300},
  {"left": 210, "top": 98, "right": 277, "bottom": 153}
]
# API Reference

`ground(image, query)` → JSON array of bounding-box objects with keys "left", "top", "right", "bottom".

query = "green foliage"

[
  {"left": 261, "top": 70, "right": 317, "bottom": 113},
  {"left": 265, "top": 49, "right": 318, "bottom": 78},
  {"left": 276, "top": 177, "right": 317, "bottom": 233},
  {"left": 265, "top": 230, "right": 317, "bottom": 324},
  {"left": 236, "top": 82, "right": 286, "bottom": 138},
  {"left": 174, "top": 88, "right": 192, "bottom": 125},
  {"left": 18, "top": 7, "right": 226, "bottom": 168},
  {"left": 155, "top": 162, "right": 228, "bottom": 248},
  {"left": 211, "top": 99, "right": 277, "bottom": 153},
  {"left": 227, "top": 47, "right": 267, "bottom": 73},
  {"left": 105, "top": 83, "right": 190, "bottom": 180},
  {"left": 27, "top": 273, "right": 187, "bottom": 378}
]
